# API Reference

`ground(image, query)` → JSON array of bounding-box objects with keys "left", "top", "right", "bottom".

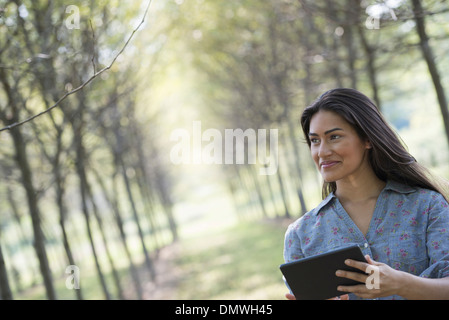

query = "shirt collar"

[
  {"left": 383, "top": 179, "right": 417, "bottom": 194},
  {"left": 311, "top": 180, "right": 416, "bottom": 216},
  {"left": 311, "top": 193, "right": 336, "bottom": 216}
]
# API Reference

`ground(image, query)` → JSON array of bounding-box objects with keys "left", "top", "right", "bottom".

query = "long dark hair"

[{"left": 301, "top": 88, "right": 448, "bottom": 200}]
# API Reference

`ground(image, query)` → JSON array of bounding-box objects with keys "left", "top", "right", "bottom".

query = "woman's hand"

[{"left": 335, "top": 255, "right": 405, "bottom": 299}]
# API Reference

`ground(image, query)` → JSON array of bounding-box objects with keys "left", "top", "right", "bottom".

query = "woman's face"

[{"left": 308, "top": 110, "right": 372, "bottom": 183}]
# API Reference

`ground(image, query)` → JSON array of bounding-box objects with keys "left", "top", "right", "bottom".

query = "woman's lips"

[{"left": 320, "top": 161, "right": 340, "bottom": 169}]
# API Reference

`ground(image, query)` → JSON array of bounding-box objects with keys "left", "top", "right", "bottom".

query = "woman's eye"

[
  {"left": 310, "top": 138, "right": 319, "bottom": 144},
  {"left": 330, "top": 134, "right": 341, "bottom": 140}
]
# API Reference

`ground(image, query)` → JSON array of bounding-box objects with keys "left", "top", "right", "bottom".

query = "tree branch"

[
  {"left": 89, "top": 19, "right": 97, "bottom": 75},
  {"left": 0, "top": 0, "right": 153, "bottom": 132}
]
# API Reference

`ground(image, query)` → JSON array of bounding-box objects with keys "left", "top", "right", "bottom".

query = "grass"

[{"left": 173, "top": 219, "right": 290, "bottom": 300}]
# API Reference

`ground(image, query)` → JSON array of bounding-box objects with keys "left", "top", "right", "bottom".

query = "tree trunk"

[
  {"left": 234, "top": 166, "right": 252, "bottom": 219},
  {"left": 111, "top": 172, "right": 144, "bottom": 300},
  {"left": 357, "top": 24, "right": 381, "bottom": 109},
  {"left": 90, "top": 166, "right": 144, "bottom": 299},
  {"left": 127, "top": 116, "right": 163, "bottom": 249},
  {"left": 75, "top": 143, "right": 111, "bottom": 300},
  {"left": 6, "top": 186, "right": 39, "bottom": 288},
  {"left": 68, "top": 98, "right": 111, "bottom": 300},
  {"left": 264, "top": 169, "right": 280, "bottom": 218},
  {"left": 248, "top": 165, "right": 268, "bottom": 218},
  {"left": 286, "top": 120, "right": 308, "bottom": 215},
  {"left": 274, "top": 151, "right": 291, "bottom": 219},
  {"left": 9, "top": 127, "right": 56, "bottom": 300},
  {"left": 27, "top": 109, "right": 84, "bottom": 300},
  {"left": 411, "top": 0, "right": 449, "bottom": 146},
  {"left": 119, "top": 157, "right": 156, "bottom": 280},
  {"left": 153, "top": 168, "right": 179, "bottom": 243},
  {"left": 354, "top": 1, "right": 381, "bottom": 109},
  {"left": 0, "top": 243, "right": 13, "bottom": 300},
  {"left": 343, "top": 23, "right": 357, "bottom": 88},
  {"left": 135, "top": 174, "right": 162, "bottom": 252},
  {"left": 268, "top": 15, "right": 307, "bottom": 215},
  {"left": 239, "top": 167, "right": 260, "bottom": 218},
  {"left": 0, "top": 67, "right": 56, "bottom": 300},
  {"left": 85, "top": 176, "right": 124, "bottom": 300},
  {"left": 325, "top": 0, "right": 344, "bottom": 87},
  {"left": 226, "top": 171, "right": 243, "bottom": 220},
  {"left": 55, "top": 164, "right": 84, "bottom": 300}
]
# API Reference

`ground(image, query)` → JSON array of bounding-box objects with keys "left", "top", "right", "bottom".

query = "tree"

[
  {"left": 411, "top": 0, "right": 449, "bottom": 146},
  {"left": 0, "top": 66, "right": 57, "bottom": 299},
  {"left": 0, "top": 242, "right": 13, "bottom": 300}
]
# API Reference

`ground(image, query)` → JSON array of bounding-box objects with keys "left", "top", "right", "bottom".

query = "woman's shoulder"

[
  {"left": 385, "top": 179, "right": 449, "bottom": 209},
  {"left": 286, "top": 193, "right": 336, "bottom": 231},
  {"left": 386, "top": 179, "right": 444, "bottom": 198}
]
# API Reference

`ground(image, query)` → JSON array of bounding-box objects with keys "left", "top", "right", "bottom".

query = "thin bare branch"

[
  {"left": 89, "top": 19, "right": 97, "bottom": 75},
  {"left": 0, "top": 0, "right": 153, "bottom": 132}
]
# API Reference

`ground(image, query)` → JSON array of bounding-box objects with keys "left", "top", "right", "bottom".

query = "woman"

[{"left": 284, "top": 88, "right": 449, "bottom": 300}]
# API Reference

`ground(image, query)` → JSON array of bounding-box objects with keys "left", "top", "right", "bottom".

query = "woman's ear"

[{"left": 365, "top": 140, "right": 372, "bottom": 149}]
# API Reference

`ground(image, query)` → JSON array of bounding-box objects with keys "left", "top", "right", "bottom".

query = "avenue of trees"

[
  {"left": 0, "top": 1, "right": 177, "bottom": 299},
  {"left": 0, "top": 0, "right": 448, "bottom": 299}
]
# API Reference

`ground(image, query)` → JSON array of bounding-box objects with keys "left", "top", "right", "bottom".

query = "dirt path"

[
  {"left": 123, "top": 218, "right": 292, "bottom": 300},
  {"left": 122, "top": 242, "right": 182, "bottom": 300}
]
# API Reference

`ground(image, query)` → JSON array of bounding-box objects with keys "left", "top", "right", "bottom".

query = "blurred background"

[{"left": 0, "top": 0, "right": 449, "bottom": 300}]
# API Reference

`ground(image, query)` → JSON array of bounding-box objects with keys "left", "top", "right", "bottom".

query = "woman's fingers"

[
  {"left": 285, "top": 293, "right": 296, "bottom": 300},
  {"left": 335, "top": 268, "right": 367, "bottom": 284}
]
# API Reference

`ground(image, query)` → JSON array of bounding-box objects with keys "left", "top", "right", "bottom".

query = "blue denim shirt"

[{"left": 283, "top": 180, "right": 449, "bottom": 300}]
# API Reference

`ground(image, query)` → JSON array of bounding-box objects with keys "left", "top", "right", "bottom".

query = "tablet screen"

[{"left": 280, "top": 244, "right": 367, "bottom": 300}]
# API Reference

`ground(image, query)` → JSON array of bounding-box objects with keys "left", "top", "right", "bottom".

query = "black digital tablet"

[{"left": 279, "top": 244, "right": 367, "bottom": 300}]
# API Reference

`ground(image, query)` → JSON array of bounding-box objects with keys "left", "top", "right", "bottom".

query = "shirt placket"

[{"left": 334, "top": 191, "right": 386, "bottom": 257}]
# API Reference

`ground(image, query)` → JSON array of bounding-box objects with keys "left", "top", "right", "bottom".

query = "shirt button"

[{"left": 364, "top": 243, "right": 369, "bottom": 248}]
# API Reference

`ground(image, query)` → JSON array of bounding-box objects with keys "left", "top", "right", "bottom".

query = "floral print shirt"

[{"left": 283, "top": 180, "right": 449, "bottom": 300}]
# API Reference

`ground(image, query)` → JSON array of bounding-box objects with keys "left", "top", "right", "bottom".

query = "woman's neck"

[{"left": 335, "top": 173, "right": 386, "bottom": 204}]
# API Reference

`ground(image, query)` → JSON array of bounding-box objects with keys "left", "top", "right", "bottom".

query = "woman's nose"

[{"left": 318, "top": 142, "right": 332, "bottom": 158}]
